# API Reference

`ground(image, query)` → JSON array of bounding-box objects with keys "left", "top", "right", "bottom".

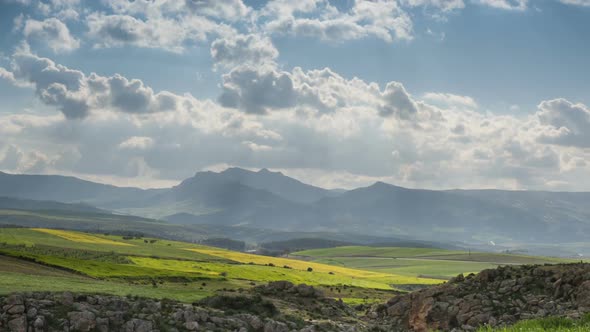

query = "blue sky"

[{"left": 1, "top": 0, "right": 590, "bottom": 190}]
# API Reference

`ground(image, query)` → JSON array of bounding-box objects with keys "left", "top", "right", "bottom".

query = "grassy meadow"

[
  {"left": 0, "top": 228, "right": 433, "bottom": 303},
  {"left": 477, "top": 314, "right": 590, "bottom": 332},
  {"left": 292, "top": 246, "right": 578, "bottom": 279},
  {"left": 0, "top": 227, "right": 578, "bottom": 305}
]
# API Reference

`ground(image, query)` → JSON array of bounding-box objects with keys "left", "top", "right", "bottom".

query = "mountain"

[
  {"left": 2, "top": 169, "right": 590, "bottom": 252},
  {"left": 311, "top": 182, "right": 590, "bottom": 243},
  {"left": 0, "top": 171, "right": 159, "bottom": 208},
  {"left": 0, "top": 197, "right": 106, "bottom": 214},
  {"left": 115, "top": 169, "right": 333, "bottom": 220},
  {"left": 212, "top": 167, "right": 334, "bottom": 203}
]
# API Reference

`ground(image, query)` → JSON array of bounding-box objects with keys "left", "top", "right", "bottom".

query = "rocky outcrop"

[
  {"left": 0, "top": 282, "right": 369, "bottom": 332},
  {"left": 376, "top": 263, "right": 590, "bottom": 331}
]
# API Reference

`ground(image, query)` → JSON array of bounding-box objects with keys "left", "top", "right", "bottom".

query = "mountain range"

[{"left": 1, "top": 168, "right": 590, "bottom": 249}]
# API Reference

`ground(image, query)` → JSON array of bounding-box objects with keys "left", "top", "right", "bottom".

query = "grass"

[
  {"left": 477, "top": 315, "right": 590, "bottom": 331},
  {"left": 32, "top": 228, "right": 135, "bottom": 246},
  {"left": 0, "top": 228, "right": 227, "bottom": 261},
  {"left": 0, "top": 227, "right": 438, "bottom": 304},
  {"left": 293, "top": 246, "right": 578, "bottom": 280},
  {"left": 185, "top": 247, "right": 440, "bottom": 286},
  {"left": 0, "top": 271, "right": 239, "bottom": 303}
]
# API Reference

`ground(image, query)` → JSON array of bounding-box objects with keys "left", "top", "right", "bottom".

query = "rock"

[
  {"left": 60, "top": 292, "right": 74, "bottom": 306},
  {"left": 381, "top": 263, "right": 590, "bottom": 331},
  {"left": 7, "top": 304, "right": 26, "bottom": 314},
  {"left": 296, "top": 284, "right": 317, "bottom": 297},
  {"left": 26, "top": 307, "right": 38, "bottom": 319},
  {"left": 96, "top": 317, "right": 109, "bottom": 332},
  {"left": 264, "top": 320, "right": 289, "bottom": 332},
  {"left": 184, "top": 321, "right": 199, "bottom": 330},
  {"left": 124, "top": 318, "right": 153, "bottom": 332},
  {"left": 33, "top": 316, "right": 45, "bottom": 331},
  {"left": 576, "top": 280, "right": 590, "bottom": 309},
  {"left": 247, "top": 315, "right": 264, "bottom": 329},
  {"left": 68, "top": 311, "right": 96, "bottom": 331},
  {"left": 8, "top": 316, "right": 27, "bottom": 332}
]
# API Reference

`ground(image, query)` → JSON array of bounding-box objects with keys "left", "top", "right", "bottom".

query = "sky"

[{"left": 0, "top": 0, "right": 589, "bottom": 191}]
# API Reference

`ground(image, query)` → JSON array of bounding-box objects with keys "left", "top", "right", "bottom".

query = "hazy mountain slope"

[
  {"left": 0, "top": 197, "right": 106, "bottom": 214},
  {"left": 206, "top": 168, "right": 334, "bottom": 203},
  {"left": 450, "top": 189, "right": 590, "bottom": 223},
  {"left": 3, "top": 169, "right": 590, "bottom": 247},
  {"left": 0, "top": 171, "right": 159, "bottom": 207},
  {"left": 311, "top": 182, "right": 590, "bottom": 243},
  {"left": 125, "top": 171, "right": 309, "bottom": 224}
]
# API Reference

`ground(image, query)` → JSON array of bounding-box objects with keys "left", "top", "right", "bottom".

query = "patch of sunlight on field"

[
  {"left": 130, "top": 256, "right": 399, "bottom": 289},
  {"left": 183, "top": 248, "right": 441, "bottom": 287},
  {"left": 32, "top": 228, "right": 134, "bottom": 247}
]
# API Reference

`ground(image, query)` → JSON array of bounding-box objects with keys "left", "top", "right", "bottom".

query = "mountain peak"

[
  {"left": 363, "top": 181, "right": 408, "bottom": 192},
  {"left": 258, "top": 168, "right": 284, "bottom": 176},
  {"left": 371, "top": 181, "right": 393, "bottom": 188}
]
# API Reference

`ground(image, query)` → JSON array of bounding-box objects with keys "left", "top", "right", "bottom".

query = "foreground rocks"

[
  {"left": 0, "top": 281, "right": 370, "bottom": 332},
  {"left": 375, "top": 263, "right": 590, "bottom": 331}
]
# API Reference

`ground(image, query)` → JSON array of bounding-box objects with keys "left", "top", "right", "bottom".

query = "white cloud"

[
  {"left": 260, "top": 0, "right": 414, "bottom": 43},
  {"left": 86, "top": 13, "right": 230, "bottom": 52},
  {"left": 22, "top": 18, "right": 80, "bottom": 53},
  {"left": 422, "top": 92, "right": 478, "bottom": 109},
  {"left": 2, "top": 51, "right": 590, "bottom": 191},
  {"left": 119, "top": 136, "right": 155, "bottom": 150},
  {"left": 3, "top": 50, "right": 182, "bottom": 118},
  {"left": 536, "top": 98, "right": 590, "bottom": 147},
  {"left": 211, "top": 34, "right": 279, "bottom": 70},
  {"left": 559, "top": 0, "right": 590, "bottom": 6},
  {"left": 401, "top": 0, "right": 466, "bottom": 12},
  {"left": 184, "top": 0, "right": 250, "bottom": 21},
  {"left": 475, "top": 0, "right": 528, "bottom": 10},
  {"left": 219, "top": 65, "right": 424, "bottom": 120}
]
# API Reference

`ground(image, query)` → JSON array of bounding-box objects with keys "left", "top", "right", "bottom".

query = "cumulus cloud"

[
  {"left": 2, "top": 50, "right": 181, "bottom": 118},
  {"left": 87, "top": 13, "right": 228, "bottom": 52},
  {"left": 21, "top": 18, "right": 80, "bottom": 53},
  {"left": 536, "top": 98, "right": 590, "bottom": 148},
  {"left": 2, "top": 48, "right": 590, "bottom": 191},
  {"left": 401, "top": 0, "right": 465, "bottom": 12},
  {"left": 211, "top": 34, "right": 279, "bottom": 70},
  {"left": 260, "top": 0, "right": 414, "bottom": 43},
  {"left": 184, "top": 0, "right": 250, "bottom": 21},
  {"left": 559, "top": 0, "right": 590, "bottom": 5},
  {"left": 219, "top": 64, "right": 425, "bottom": 121},
  {"left": 476, "top": 0, "right": 528, "bottom": 10}
]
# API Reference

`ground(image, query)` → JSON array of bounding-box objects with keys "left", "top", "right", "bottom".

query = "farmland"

[
  {"left": 292, "top": 246, "right": 578, "bottom": 279},
  {"left": 0, "top": 227, "right": 579, "bottom": 307},
  {"left": 0, "top": 228, "right": 436, "bottom": 304}
]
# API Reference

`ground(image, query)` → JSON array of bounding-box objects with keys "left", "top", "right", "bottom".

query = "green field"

[
  {"left": 477, "top": 315, "right": 590, "bottom": 332},
  {"left": 292, "top": 246, "right": 578, "bottom": 279},
  {"left": 0, "top": 228, "right": 578, "bottom": 305},
  {"left": 0, "top": 228, "right": 434, "bottom": 303}
]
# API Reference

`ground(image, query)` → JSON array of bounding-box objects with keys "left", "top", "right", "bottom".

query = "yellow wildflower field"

[{"left": 32, "top": 228, "right": 134, "bottom": 247}]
